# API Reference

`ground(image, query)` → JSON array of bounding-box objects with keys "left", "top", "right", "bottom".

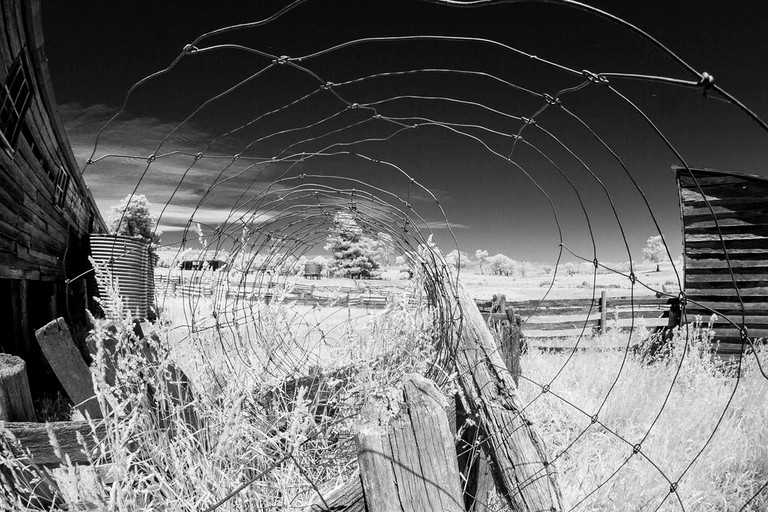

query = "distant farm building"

[
  {"left": 179, "top": 259, "right": 226, "bottom": 271},
  {"left": 0, "top": 1, "right": 106, "bottom": 370}
]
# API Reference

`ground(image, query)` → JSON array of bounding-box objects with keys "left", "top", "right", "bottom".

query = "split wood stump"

[
  {"left": 0, "top": 354, "right": 36, "bottom": 422},
  {"left": 35, "top": 318, "right": 102, "bottom": 420},
  {"left": 455, "top": 284, "right": 562, "bottom": 511},
  {"left": 356, "top": 374, "right": 464, "bottom": 512}
]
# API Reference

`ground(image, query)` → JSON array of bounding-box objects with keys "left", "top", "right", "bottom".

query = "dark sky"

[{"left": 42, "top": 0, "right": 768, "bottom": 264}]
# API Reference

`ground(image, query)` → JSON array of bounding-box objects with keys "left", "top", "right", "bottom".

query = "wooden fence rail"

[{"left": 477, "top": 291, "right": 679, "bottom": 339}]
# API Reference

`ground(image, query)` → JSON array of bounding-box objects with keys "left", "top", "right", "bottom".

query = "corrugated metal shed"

[{"left": 676, "top": 166, "right": 768, "bottom": 355}]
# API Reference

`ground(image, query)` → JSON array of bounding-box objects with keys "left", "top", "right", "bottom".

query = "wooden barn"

[
  {"left": 676, "top": 166, "right": 768, "bottom": 356},
  {"left": 0, "top": 2, "right": 106, "bottom": 371}
]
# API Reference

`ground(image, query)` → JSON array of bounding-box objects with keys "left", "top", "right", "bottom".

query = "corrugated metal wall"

[{"left": 676, "top": 166, "right": 768, "bottom": 355}]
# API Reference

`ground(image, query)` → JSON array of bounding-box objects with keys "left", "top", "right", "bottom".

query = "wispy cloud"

[
  {"left": 62, "top": 103, "right": 288, "bottom": 238},
  {"left": 420, "top": 221, "right": 469, "bottom": 230}
]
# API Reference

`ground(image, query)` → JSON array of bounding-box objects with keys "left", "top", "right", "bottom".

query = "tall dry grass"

[
  {"left": 518, "top": 319, "right": 768, "bottom": 511},
  {"left": 1, "top": 282, "right": 438, "bottom": 511},
  {"left": 2, "top": 275, "right": 766, "bottom": 511}
]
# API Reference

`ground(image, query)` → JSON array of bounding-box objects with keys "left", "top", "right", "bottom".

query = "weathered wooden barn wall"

[
  {"left": 0, "top": 0, "right": 105, "bottom": 360},
  {"left": 676, "top": 166, "right": 768, "bottom": 356}
]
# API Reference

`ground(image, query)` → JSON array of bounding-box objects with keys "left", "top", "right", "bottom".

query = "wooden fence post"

[
  {"left": 456, "top": 284, "right": 562, "bottom": 511},
  {"left": 0, "top": 354, "right": 36, "bottom": 422},
  {"left": 599, "top": 291, "right": 607, "bottom": 335},
  {"left": 35, "top": 318, "right": 102, "bottom": 419},
  {"left": 356, "top": 374, "right": 465, "bottom": 512}
]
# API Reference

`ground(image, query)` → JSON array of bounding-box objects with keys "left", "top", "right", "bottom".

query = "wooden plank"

[
  {"left": 523, "top": 319, "right": 600, "bottom": 331},
  {"left": 677, "top": 172, "right": 758, "bottom": 187},
  {"left": 1, "top": 420, "right": 105, "bottom": 466},
  {"left": 305, "top": 473, "right": 366, "bottom": 512},
  {"left": 682, "top": 200, "right": 768, "bottom": 215},
  {"left": 456, "top": 285, "right": 562, "bottom": 510},
  {"left": 683, "top": 301, "right": 768, "bottom": 312},
  {"left": 356, "top": 374, "right": 464, "bottom": 512},
  {"left": 686, "top": 273, "right": 768, "bottom": 283},
  {"left": 35, "top": 318, "right": 102, "bottom": 419},
  {"left": 685, "top": 259, "right": 768, "bottom": 270},
  {"left": 10, "top": 280, "right": 31, "bottom": 356},
  {"left": 0, "top": 354, "right": 36, "bottom": 421},
  {"left": 685, "top": 286, "right": 768, "bottom": 296}
]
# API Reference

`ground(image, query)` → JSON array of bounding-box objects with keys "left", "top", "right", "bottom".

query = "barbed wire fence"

[{"left": 75, "top": 0, "right": 768, "bottom": 510}]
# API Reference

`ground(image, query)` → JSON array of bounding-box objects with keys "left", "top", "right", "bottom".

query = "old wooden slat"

[
  {"left": 305, "top": 473, "right": 367, "bottom": 512},
  {"left": 454, "top": 394, "right": 494, "bottom": 512},
  {"left": 522, "top": 319, "right": 600, "bottom": 331},
  {"left": 684, "top": 287, "right": 768, "bottom": 297},
  {"left": 10, "top": 280, "right": 31, "bottom": 355},
  {"left": 356, "top": 374, "right": 465, "bottom": 512},
  {"left": 0, "top": 354, "right": 36, "bottom": 421},
  {"left": 1, "top": 420, "right": 106, "bottom": 466},
  {"left": 35, "top": 318, "right": 102, "bottom": 419},
  {"left": 456, "top": 285, "right": 562, "bottom": 510},
  {"left": 685, "top": 273, "right": 768, "bottom": 283}
]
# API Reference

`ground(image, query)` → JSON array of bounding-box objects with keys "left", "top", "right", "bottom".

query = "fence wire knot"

[
  {"left": 698, "top": 72, "right": 715, "bottom": 96},
  {"left": 670, "top": 482, "right": 678, "bottom": 493},
  {"left": 544, "top": 93, "right": 562, "bottom": 106},
  {"left": 632, "top": 443, "right": 642, "bottom": 455},
  {"left": 628, "top": 272, "right": 636, "bottom": 285},
  {"left": 582, "top": 69, "right": 609, "bottom": 84}
]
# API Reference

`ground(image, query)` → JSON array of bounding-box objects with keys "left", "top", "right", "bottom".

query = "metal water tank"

[{"left": 90, "top": 234, "right": 149, "bottom": 318}]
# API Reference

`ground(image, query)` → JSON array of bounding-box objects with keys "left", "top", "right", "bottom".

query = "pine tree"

[{"left": 324, "top": 212, "right": 381, "bottom": 279}]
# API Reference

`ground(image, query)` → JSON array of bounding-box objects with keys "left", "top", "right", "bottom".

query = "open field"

[
  {"left": 6, "top": 267, "right": 764, "bottom": 511},
  {"left": 140, "top": 268, "right": 766, "bottom": 510}
]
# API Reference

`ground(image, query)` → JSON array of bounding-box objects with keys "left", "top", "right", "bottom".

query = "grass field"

[{"left": 4, "top": 265, "right": 765, "bottom": 511}]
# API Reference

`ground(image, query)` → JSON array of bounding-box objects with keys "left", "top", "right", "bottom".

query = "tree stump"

[{"left": 0, "top": 354, "right": 36, "bottom": 422}]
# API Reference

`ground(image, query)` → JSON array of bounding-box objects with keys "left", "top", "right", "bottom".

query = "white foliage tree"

[{"left": 643, "top": 235, "right": 667, "bottom": 272}]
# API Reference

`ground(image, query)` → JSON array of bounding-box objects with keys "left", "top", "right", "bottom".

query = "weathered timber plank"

[
  {"left": 522, "top": 320, "right": 600, "bottom": 331},
  {"left": 677, "top": 172, "right": 757, "bottom": 187},
  {"left": 686, "top": 261, "right": 768, "bottom": 272},
  {"left": 1, "top": 420, "right": 105, "bottom": 466},
  {"left": 683, "top": 301, "right": 768, "bottom": 312},
  {"left": 685, "top": 286, "right": 768, "bottom": 296},
  {"left": 456, "top": 285, "right": 562, "bottom": 510},
  {"left": 679, "top": 188, "right": 768, "bottom": 204},
  {"left": 35, "top": 318, "right": 102, "bottom": 419},
  {"left": 356, "top": 374, "right": 464, "bottom": 512},
  {"left": 305, "top": 473, "right": 366, "bottom": 512},
  {"left": 682, "top": 201, "right": 768, "bottom": 216},
  {"left": 686, "top": 274, "right": 768, "bottom": 283}
]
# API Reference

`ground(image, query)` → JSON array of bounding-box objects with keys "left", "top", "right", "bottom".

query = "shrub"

[{"left": 487, "top": 254, "right": 516, "bottom": 276}]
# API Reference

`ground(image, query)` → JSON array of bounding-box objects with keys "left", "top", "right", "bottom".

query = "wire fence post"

[{"left": 599, "top": 291, "right": 607, "bottom": 335}]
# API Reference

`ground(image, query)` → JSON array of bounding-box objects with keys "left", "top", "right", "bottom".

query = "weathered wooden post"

[
  {"left": 455, "top": 284, "right": 563, "bottom": 511},
  {"left": 599, "top": 291, "right": 607, "bottom": 335},
  {"left": 355, "top": 374, "right": 465, "bottom": 512},
  {"left": 0, "top": 354, "right": 36, "bottom": 422},
  {"left": 35, "top": 318, "right": 102, "bottom": 419}
]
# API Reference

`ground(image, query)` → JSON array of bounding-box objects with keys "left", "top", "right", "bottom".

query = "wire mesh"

[{"left": 71, "top": 1, "right": 768, "bottom": 510}]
